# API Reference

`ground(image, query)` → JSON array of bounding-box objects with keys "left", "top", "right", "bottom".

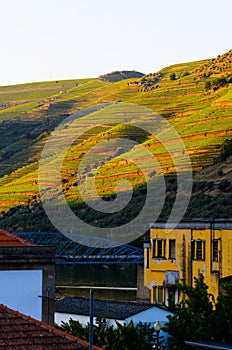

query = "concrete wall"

[
  {"left": 0, "top": 269, "right": 42, "bottom": 320},
  {"left": 136, "top": 263, "right": 150, "bottom": 303},
  {"left": 55, "top": 312, "right": 124, "bottom": 328},
  {"left": 0, "top": 246, "right": 55, "bottom": 325}
]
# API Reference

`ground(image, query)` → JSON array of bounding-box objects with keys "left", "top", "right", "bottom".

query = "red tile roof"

[
  {"left": 0, "top": 304, "right": 102, "bottom": 349},
  {"left": 0, "top": 229, "right": 35, "bottom": 246}
]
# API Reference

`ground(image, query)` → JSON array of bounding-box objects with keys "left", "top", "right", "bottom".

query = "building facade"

[
  {"left": 0, "top": 229, "right": 55, "bottom": 325},
  {"left": 144, "top": 220, "right": 232, "bottom": 307}
]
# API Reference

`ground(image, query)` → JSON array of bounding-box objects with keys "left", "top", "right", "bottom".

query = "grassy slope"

[{"left": 0, "top": 51, "right": 232, "bottom": 219}]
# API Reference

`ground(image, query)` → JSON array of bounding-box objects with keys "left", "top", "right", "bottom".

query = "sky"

[{"left": 0, "top": 0, "right": 232, "bottom": 86}]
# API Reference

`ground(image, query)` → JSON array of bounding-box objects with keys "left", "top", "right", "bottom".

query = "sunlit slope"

[{"left": 0, "top": 50, "right": 232, "bottom": 214}]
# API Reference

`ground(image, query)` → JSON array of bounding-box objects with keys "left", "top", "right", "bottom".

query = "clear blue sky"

[{"left": 0, "top": 0, "right": 231, "bottom": 86}]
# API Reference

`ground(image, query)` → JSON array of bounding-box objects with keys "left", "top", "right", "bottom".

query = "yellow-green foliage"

[{"left": 0, "top": 51, "right": 232, "bottom": 213}]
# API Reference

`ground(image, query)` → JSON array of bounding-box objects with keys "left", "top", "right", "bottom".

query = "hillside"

[
  {"left": 0, "top": 50, "right": 232, "bottom": 231},
  {"left": 98, "top": 70, "right": 144, "bottom": 82}
]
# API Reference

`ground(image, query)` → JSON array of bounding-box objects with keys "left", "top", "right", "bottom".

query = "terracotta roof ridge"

[
  {"left": 0, "top": 229, "right": 35, "bottom": 246},
  {"left": 0, "top": 304, "right": 102, "bottom": 350}
]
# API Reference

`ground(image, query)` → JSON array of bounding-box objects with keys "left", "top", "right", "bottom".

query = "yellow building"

[{"left": 144, "top": 220, "right": 232, "bottom": 307}]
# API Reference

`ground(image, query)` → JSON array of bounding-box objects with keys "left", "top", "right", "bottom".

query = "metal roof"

[
  {"left": 150, "top": 219, "right": 232, "bottom": 230},
  {"left": 185, "top": 340, "right": 232, "bottom": 349}
]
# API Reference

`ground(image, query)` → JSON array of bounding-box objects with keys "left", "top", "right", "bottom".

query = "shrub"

[
  {"left": 219, "top": 139, "right": 232, "bottom": 161},
  {"left": 170, "top": 73, "right": 176, "bottom": 81},
  {"left": 56, "top": 318, "right": 155, "bottom": 350},
  {"left": 205, "top": 80, "right": 212, "bottom": 91},
  {"left": 218, "top": 180, "right": 231, "bottom": 192},
  {"left": 181, "top": 71, "right": 189, "bottom": 77},
  {"left": 211, "top": 77, "right": 227, "bottom": 91}
]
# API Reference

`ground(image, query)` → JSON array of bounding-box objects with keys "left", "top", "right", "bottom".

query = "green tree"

[
  {"left": 164, "top": 275, "right": 215, "bottom": 350},
  {"left": 214, "top": 281, "right": 232, "bottom": 343},
  {"left": 56, "top": 318, "right": 155, "bottom": 350},
  {"left": 170, "top": 73, "right": 176, "bottom": 81},
  {"left": 211, "top": 77, "right": 227, "bottom": 91},
  {"left": 219, "top": 138, "right": 232, "bottom": 161},
  {"left": 57, "top": 318, "right": 89, "bottom": 340},
  {"left": 110, "top": 321, "right": 155, "bottom": 350},
  {"left": 205, "top": 80, "right": 212, "bottom": 91}
]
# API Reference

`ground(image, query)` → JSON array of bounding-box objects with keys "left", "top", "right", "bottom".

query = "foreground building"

[
  {"left": 55, "top": 296, "right": 153, "bottom": 327},
  {"left": 0, "top": 304, "right": 102, "bottom": 349},
  {"left": 144, "top": 220, "right": 232, "bottom": 306},
  {"left": 55, "top": 296, "right": 172, "bottom": 349},
  {"left": 0, "top": 229, "right": 55, "bottom": 324}
]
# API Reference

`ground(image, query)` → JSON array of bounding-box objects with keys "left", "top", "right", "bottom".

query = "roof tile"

[
  {"left": 0, "top": 304, "right": 102, "bottom": 350},
  {"left": 0, "top": 229, "right": 35, "bottom": 246}
]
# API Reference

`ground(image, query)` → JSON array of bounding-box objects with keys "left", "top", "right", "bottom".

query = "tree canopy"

[
  {"left": 56, "top": 317, "right": 157, "bottom": 350},
  {"left": 164, "top": 275, "right": 232, "bottom": 349},
  {"left": 56, "top": 276, "right": 232, "bottom": 349}
]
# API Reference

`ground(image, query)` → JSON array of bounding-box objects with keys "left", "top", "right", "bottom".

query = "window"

[
  {"left": 196, "top": 240, "right": 203, "bottom": 260},
  {"left": 191, "top": 240, "right": 195, "bottom": 260},
  {"left": 169, "top": 239, "right": 176, "bottom": 259},
  {"left": 152, "top": 240, "right": 156, "bottom": 258},
  {"left": 145, "top": 248, "right": 150, "bottom": 268},
  {"left": 165, "top": 271, "right": 179, "bottom": 285},
  {"left": 153, "top": 287, "right": 164, "bottom": 305},
  {"left": 153, "top": 287, "right": 157, "bottom": 304},
  {"left": 212, "top": 239, "right": 219, "bottom": 262},
  {"left": 191, "top": 240, "right": 205, "bottom": 261},
  {"left": 167, "top": 287, "right": 177, "bottom": 308},
  {"left": 158, "top": 287, "right": 163, "bottom": 304},
  {"left": 152, "top": 239, "right": 166, "bottom": 259},
  {"left": 157, "top": 240, "right": 163, "bottom": 257}
]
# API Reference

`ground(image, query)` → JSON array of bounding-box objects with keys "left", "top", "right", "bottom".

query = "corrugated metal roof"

[
  {"left": 0, "top": 304, "right": 102, "bottom": 349},
  {"left": 0, "top": 229, "right": 35, "bottom": 246}
]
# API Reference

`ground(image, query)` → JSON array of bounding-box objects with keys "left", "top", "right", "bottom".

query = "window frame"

[
  {"left": 145, "top": 247, "right": 150, "bottom": 268},
  {"left": 152, "top": 239, "right": 166, "bottom": 259},
  {"left": 212, "top": 239, "right": 219, "bottom": 262},
  {"left": 191, "top": 239, "right": 205, "bottom": 261},
  {"left": 169, "top": 239, "right": 176, "bottom": 260},
  {"left": 158, "top": 287, "right": 163, "bottom": 304},
  {"left": 153, "top": 286, "right": 164, "bottom": 305}
]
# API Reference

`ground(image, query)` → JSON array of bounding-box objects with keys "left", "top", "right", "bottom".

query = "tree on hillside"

[
  {"left": 204, "top": 80, "right": 212, "bottom": 91},
  {"left": 169, "top": 73, "right": 176, "bottom": 81},
  {"left": 219, "top": 138, "right": 232, "bottom": 161},
  {"left": 211, "top": 77, "right": 227, "bottom": 91}
]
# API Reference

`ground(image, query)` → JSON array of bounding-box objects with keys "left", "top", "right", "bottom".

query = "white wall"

[
  {"left": 125, "top": 306, "right": 172, "bottom": 324},
  {"left": 55, "top": 312, "right": 124, "bottom": 328},
  {"left": 0, "top": 270, "right": 42, "bottom": 320}
]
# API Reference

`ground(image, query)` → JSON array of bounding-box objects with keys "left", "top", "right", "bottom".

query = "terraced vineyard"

[{"left": 0, "top": 50, "right": 232, "bottom": 227}]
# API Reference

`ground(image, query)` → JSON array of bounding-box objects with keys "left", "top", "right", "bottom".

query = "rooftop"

[
  {"left": 0, "top": 304, "right": 102, "bottom": 350},
  {"left": 150, "top": 219, "right": 232, "bottom": 230},
  {"left": 55, "top": 296, "right": 152, "bottom": 320},
  {"left": 185, "top": 340, "right": 232, "bottom": 349},
  {"left": 0, "top": 229, "right": 35, "bottom": 246}
]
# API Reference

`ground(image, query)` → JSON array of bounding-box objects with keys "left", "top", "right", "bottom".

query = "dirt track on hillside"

[{"left": 0, "top": 83, "right": 75, "bottom": 94}]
